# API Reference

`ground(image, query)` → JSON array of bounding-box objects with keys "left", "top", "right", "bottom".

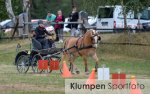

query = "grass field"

[{"left": 0, "top": 32, "right": 150, "bottom": 94}]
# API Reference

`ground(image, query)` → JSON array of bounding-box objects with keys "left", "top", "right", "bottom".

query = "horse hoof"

[
  {"left": 85, "top": 71, "right": 90, "bottom": 75},
  {"left": 76, "top": 71, "right": 80, "bottom": 74}
]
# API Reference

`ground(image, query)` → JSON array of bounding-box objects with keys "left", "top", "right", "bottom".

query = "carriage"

[
  {"left": 14, "top": 33, "right": 75, "bottom": 74},
  {"left": 14, "top": 29, "right": 100, "bottom": 74},
  {"left": 14, "top": 47, "right": 64, "bottom": 73},
  {"left": 14, "top": 11, "right": 100, "bottom": 74}
]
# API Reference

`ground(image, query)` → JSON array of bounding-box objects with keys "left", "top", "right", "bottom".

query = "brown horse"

[{"left": 62, "top": 29, "right": 101, "bottom": 74}]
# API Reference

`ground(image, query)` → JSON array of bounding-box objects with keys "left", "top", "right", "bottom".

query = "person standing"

[
  {"left": 54, "top": 10, "right": 65, "bottom": 42},
  {"left": 68, "top": 6, "right": 79, "bottom": 36},
  {"left": 46, "top": 11, "right": 56, "bottom": 26}
]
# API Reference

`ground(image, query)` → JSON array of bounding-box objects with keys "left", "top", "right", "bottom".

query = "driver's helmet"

[{"left": 38, "top": 20, "right": 43, "bottom": 25}]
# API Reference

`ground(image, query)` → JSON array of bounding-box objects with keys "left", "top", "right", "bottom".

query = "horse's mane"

[{"left": 83, "top": 30, "right": 93, "bottom": 45}]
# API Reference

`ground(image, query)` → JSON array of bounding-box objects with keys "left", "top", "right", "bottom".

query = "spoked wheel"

[
  {"left": 59, "top": 61, "right": 73, "bottom": 74},
  {"left": 16, "top": 55, "right": 30, "bottom": 73},
  {"left": 31, "top": 54, "right": 43, "bottom": 73}
]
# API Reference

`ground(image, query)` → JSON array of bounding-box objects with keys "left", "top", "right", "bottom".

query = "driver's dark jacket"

[{"left": 34, "top": 26, "right": 50, "bottom": 39}]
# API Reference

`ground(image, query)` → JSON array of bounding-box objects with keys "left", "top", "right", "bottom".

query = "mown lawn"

[{"left": 0, "top": 33, "right": 150, "bottom": 94}]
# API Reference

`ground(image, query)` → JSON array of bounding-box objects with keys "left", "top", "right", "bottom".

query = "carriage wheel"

[
  {"left": 31, "top": 54, "right": 43, "bottom": 73},
  {"left": 16, "top": 55, "right": 30, "bottom": 73},
  {"left": 59, "top": 62, "right": 73, "bottom": 74}
]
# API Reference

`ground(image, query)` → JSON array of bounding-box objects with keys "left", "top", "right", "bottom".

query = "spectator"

[
  {"left": 54, "top": 10, "right": 65, "bottom": 42},
  {"left": 68, "top": 6, "right": 79, "bottom": 36},
  {"left": 46, "top": 11, "right": 56, "bottom": 26}
]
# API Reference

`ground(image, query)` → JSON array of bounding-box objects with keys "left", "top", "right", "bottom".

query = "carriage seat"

[
  {"left": 32, "top": 38, "right": 62, "bottom": 55},
  {"left": 32, "top": 38, "right": 42, "bottom": 50}
]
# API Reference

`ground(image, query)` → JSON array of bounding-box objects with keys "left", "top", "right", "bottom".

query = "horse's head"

[{"left": 85, "top": 29, "right": 101, "bottom": 48}]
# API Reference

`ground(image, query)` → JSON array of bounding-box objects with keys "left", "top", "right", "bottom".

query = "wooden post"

[
  {"left": 23, "top": 0, "right": 31, "bottom": 35},
  {"left": 18, "top": 13, "right": 24, "bottom": 36},
  {"left": 121, "top": 0, "right": 127, "bottom": 33},
  {"left": 71, "top": 0, "right": 76, "bottom": 8}
]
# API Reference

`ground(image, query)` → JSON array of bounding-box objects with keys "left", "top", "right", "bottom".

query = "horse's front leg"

[
  {"left": 92, "top": 53, "right": 99, "bottom": 72},
  {"left": 83, "top": 56, "right": 89, "bottom": 75}
]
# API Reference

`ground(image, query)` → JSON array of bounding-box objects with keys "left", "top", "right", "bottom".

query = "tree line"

[
  {"left": 1, "top": 0, "right": 150, "bottom": 21},
  {"left": 1, "top": 0, "right": 150, "bottom": 35},
  {"left": 0, "top": 0, "right": 79, "bottom": 21}
]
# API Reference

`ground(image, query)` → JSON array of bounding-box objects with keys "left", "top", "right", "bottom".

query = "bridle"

[
  {"left": 90, "top": 30, "right": 101, "bottom": 47},
  {"left": 75, "top": 30, "right": 101, "bottom": 50}
]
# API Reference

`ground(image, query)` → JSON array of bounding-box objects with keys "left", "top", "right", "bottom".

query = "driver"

[{"left": 33, "top": 20, "right": 52, "bottom": 49}]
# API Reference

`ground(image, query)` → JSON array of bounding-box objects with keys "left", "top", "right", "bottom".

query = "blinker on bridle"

[{"left": 91, "top": 31, "right": 99, "bottom": 44}]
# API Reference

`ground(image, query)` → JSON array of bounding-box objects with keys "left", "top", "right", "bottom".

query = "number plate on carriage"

[
  {"left": 38, "top": 60, "right": 48, "bottom": 70},
  {"left": 50, "top": 60, "right": 59, "bottom": 70}
]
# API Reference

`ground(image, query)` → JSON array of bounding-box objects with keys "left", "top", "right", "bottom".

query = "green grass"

[{"left": 0, "top": 33, "right": 150, "bottom": 94}]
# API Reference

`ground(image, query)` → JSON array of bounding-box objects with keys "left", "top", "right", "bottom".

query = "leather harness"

[{"left": 64, "top": 35, "right": 96, "bottom": 57}]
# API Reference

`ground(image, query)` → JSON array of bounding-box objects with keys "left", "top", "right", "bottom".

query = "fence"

[{"left": 0, "top": 20, "right": 150, "bottom": 47}]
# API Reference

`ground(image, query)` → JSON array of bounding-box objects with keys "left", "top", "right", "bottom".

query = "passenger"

[
  {"left": 33, "top": 20, "right": 52, "bottom": 49},
  {"left": 54, "top": 10, "right": 65, "bottom": 42},
  {"left": 45, "top": 21, "right": 56, "bottom": 47}
]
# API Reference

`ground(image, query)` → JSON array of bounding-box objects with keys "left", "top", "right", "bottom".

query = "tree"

[
  {"left": 71, "top": 0, "right": 76, "bottom": 8},
  {"left": 23, "top": 0, "right": 31, "bottom": 35},
  {"left": 5, "top": 0, "right": 16, "bottom": 23},
  {"left": 5, "top": 0, "right": 31, "bottom": 37},
  {"left": 0, "top": 0, "right": 22, "bottom": 21},
  {"left": 127, "top": 0, "right": 150, "bottom": 29},
  {"left": 0, "top": 1, "right": 8, "bottom": 21},
  {"left": 30, "top": 0, "right": 73, "bottom": 18},
  {"left": 80, "top": 0, "right": 107, "bottom": 15}
]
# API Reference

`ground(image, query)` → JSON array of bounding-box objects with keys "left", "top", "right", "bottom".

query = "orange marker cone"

[
  {"left": 130, "top": 76, "right": 142, "bottom": 94},
  {"left": 62, "top": 61, "right": 72, "bottom": 78},
  {"left": 86, "top": 68, "right": 96, "bottom": 85}
]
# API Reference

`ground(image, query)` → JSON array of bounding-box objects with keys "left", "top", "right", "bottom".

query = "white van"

[{"left": 96, "top": 5, "right": 150, "bottom": 32}]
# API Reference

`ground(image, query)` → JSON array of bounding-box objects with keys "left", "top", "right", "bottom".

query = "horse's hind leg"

[
  {"left": 69, "top": 56, "right": 80, "bottom": 74},
  {"left": 92, "top": 53, "right": 99, "bottom": 72},
  {"left": 83, "top": 56, "right": 89, "bottom": 75},
  {"left": 61, "top": 53, "right": 67, "bottom": 63}
]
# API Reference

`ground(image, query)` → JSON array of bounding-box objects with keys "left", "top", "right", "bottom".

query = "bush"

[{"left": 0, "top": 30, "right": 5, "bottom": 40}]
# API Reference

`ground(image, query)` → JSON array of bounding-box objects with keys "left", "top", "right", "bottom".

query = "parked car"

[
  {"left": 0, "top": 19, "right": 14, "bottom": 33},
  {"left": 63, "top": 16, "right": 97, "bottom": 32},
  {"left": 0, "top": 19, "right": 14, "bottom": 28},
  {"left": 96, "top": 5, "right": 150, "bottom": 32},
  {"left": 142, "top": 22, "right": 150, "bottom": 29},
  {"left": 88, "top": 16, "right": 97, "bottom": 27}
]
